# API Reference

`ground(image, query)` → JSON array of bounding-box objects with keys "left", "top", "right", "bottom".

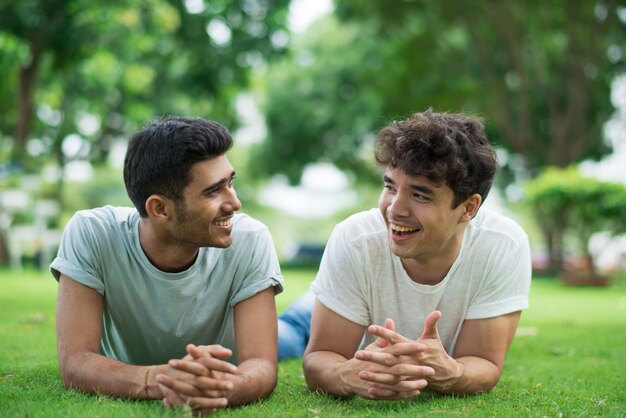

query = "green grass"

[{"left": 1, "top": 268, "right": 625, "bottom": 417}]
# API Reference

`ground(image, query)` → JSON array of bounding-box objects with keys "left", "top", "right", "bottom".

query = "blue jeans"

[{"left": 277, "top": 290, "right": 315, "bottom": 360}]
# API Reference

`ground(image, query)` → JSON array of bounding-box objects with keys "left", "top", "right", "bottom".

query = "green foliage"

[
  {"left": 58, "top": 166, "right": 131, "bottom": 219},
  {"left": 258, "top": 0, "right": 625, "bottom": 184},
  {"left": 0, "top": 0, "right": 292, "bottom": 167},
  {"left": 252, "top": 15, "right": 383, "bottom": 184},
  {"left": 525, "top": 166, "right": 626, "bottom": 271},
  {"left": 0, "top": 0, "right": 293, "bottom": 257},
  {"left": 2, "top": 269, "right": 625, "bottom": 416}
]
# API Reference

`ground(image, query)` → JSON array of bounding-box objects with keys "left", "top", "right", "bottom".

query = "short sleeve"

[
  {"left": 465, "top": 232, "right": 531, "bottom": 319},
  {"left": 49, "top": 211, "right": 106, "bottom": 294},
  {"left": 229, "top": 228, "right": 284, "bottom": 306},
  {"left": 311, "top": 224, "right": 370, "bottom": 326}
]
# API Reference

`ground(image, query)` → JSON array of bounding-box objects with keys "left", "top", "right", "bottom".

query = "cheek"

[{"left": 378, "top": 192, "right": 389, "bottom": 211}]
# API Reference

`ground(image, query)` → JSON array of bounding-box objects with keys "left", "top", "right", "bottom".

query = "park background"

[{"left": 1, "top": 0, "right": 625, "bottom": 416}]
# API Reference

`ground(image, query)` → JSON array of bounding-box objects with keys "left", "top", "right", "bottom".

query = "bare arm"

[
  {"left": 303, "top": 300, "right": 431, "bottom": 399},
  {"left": 56, "top": 275, "right": 165, "bottom": 398},
  {"left": 302, "top": 300, "right": 367, "bottom": 397},
  {"left": 158, "top": 286, "right": 279, "bottom": 411},
  {"left": 361, "top": 310, "right": 521, "bottom": 396},
  {"left": 444, "top": 311, "right": 521, "bottom": 395},
  {"left": 226, "top": 286, "right": 279, "bottom": 405}
]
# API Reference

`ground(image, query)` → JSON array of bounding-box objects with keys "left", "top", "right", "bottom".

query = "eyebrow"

[
  {"left": 382, "top": 174, "right": 435, "bottom": 196},
  {"left": 201, "top": 170, "right": 236, "bottom": 194}
]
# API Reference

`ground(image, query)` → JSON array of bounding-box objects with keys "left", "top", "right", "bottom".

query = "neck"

[
  {"left": 138, "top": 219, "right": 199, "bottom": 272},
  {"left": 401, "top": 226, "right": 466, "bottom": 286}
]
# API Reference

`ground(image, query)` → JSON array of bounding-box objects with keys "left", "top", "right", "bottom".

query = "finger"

[
  {"left": 192, "top": 358, "right": 238, "bottom": 375},
  {"left": 187, "top": 396, "right": 228, "bottom": 410},
  {"left": 420, "top": 310, "right": 442, "bottom": 340},
  {"left": 157, "top": 374, "right": 203, "bottom": 398},
  {"left": 359, "top": 363, "right": 434, "bottom": 383},
  {"left": 368, "top": 386, "right": 422, "bottom": 400},
  {"left": 358, "top": 363, "right": 435, "bottom": 382},
  {"left": 159, "top": 370, "right": 232, "bottom": 398},
  {"left": 364, "top": 386, "right": 400, "bottom": 399},
  {"left": 368, "top": 324, "right": 411, "bottom": 346},
  {"left": 170, "top": 358, "right": 237, "bottom": 376},
  {"left": 375, "top": 318, "right": 396, "bottom": 348},
  {"left": 358, "top": 370, "right": 402, "bottom": 385},
  {"left": 357, "top": 341, "right": 427, "bottom": 361},
  {"left": 369, "top": 378, "right": 429, "bottom": 393},
  {"left": 188, "top": 344, "right": 233, "bottom": 360},
  {"left": 354, "top": 350, "right": 399, "bottom": 368},
  {"left": 159, "top": 383, "right": 188, "bottom": 408},
  {"left": 194, "top": 375, "right": 234, "bottom": 394},
  {"left": 168, "top": 359, "right": 211, "bottom": 377}
]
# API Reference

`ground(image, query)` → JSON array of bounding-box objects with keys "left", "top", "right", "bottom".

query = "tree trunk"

[
  {"left": 0, "top": 229, "right": 10, "bottom": 267},
  {"left": 14, "top": 30, "right": 44, "bottom": 159},
  {"left": 543, "top": 224, "right": 564, "bottom": 274}
]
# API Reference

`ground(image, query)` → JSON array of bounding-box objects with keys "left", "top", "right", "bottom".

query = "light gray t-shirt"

[
  {"left": 311, "top": 207, "right": 530, "bottom": 356},
  {"left": 51, "top": 206, "right": 283, "bottom": 365}
]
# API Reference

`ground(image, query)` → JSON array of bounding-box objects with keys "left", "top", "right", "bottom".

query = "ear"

[
  {"left": 459, "top": 193, "right": 481, "bottom": 222},
  {"left": 144, "top": 195, "right": 173, "bottom": 223}
]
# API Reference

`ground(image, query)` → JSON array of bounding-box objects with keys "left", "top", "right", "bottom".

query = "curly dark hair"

[
  {"left": 124, "top": 116, "right": 233, "bottom": 218},
  {"left": 375, "top": 109, "right": 498, "bottom": 208}
]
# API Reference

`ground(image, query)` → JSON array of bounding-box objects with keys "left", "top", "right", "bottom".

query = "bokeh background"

[{"left": 1, "top": 0, "right": 625, "bottom": 282}]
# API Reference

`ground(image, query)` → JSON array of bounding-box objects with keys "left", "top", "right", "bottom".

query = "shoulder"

[
  {"left": 335, "top": 209, "right": 385, "bottom": 236},
  {"left": 331, "top": 208, "right": 387, "bottom": 248},
  {"left": 66, "top": 206, "right": 137, "bottom": 234},
  {"left": 230, "top": 213, "right": 273, "bottom": 249},
  {"left": 465, "top": 208, "right": 529, "bottom": 259},
  {"left": 470, "top": 207, "right": 527, "bottom": 242},
  {"left": 232, "top": 213, "right": 269, "bottom": 235}
]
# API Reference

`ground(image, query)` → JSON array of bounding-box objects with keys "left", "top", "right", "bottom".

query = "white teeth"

[
  {"left": 215, "top": 219, "right": 231, "bottom": 227},
  {"left": 390, "top": 224, "right": 417, "bottom": 232}
]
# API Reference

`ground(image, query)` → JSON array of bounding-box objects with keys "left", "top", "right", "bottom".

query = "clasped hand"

[
  {"left": 352, "top": 311, "right": 461, "bottom": 399},
  {"left": 157, "top": 344, "right": 238, "bottom": 415}
]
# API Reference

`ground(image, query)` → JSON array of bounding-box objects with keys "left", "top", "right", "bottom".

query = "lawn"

[{"left": 1, "top": 268, "right": 625, "bottom": 417}]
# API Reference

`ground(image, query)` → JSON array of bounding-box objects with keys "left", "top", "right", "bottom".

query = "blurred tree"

[
  {"left": 0, "top": 0, "right": 291, "bottom": 163},
  {"left": 525, "top": 167, "right": 626, "bottom": 274},
  {"left": 257, "top": 0, "right": 625, "bottom": 183},
  {"left": 0, "top": 0, "right": 291, "bottom": 266},
  {"left": 252, "top": 16, "right": 384, "bottom": 184}
]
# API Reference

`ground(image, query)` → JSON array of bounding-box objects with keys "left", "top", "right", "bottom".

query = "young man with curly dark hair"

[{"left": 280, "top": 109, "right": 531, "bottom": 400}]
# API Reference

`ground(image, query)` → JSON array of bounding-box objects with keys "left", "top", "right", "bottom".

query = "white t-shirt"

[
  {"left": 311, "top": 207, "right": 530, "bottom": 356},
  {"left": 51, "top": 206, "right": 283, "bottom": 365}
]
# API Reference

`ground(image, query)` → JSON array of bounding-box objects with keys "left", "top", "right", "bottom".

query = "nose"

[
  {"left": 388, "top": 193, "right": 410, "bottom": 218},
  {"left": 225, "top": 186, "right": 242, "bottom": 212}
]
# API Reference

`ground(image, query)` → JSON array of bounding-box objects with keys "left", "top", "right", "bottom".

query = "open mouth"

[
  {"left": 390, "top": 223, "right": 418, "bottom": 236},
  {"left": 214, "top": 218, "right": 232, "bottom": 227}
]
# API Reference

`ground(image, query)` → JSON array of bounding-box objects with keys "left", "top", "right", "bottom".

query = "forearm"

[
  {"left": 430, "top": 356, "right": 500, "bottom": 395},
  {"left": 60, "top": 351, "right": 166, "bottom": 399},
  {"left": 224, "top": 358, "right": 277, "bottom": 406},
  {"left": 303, "top": 351, "right": 358, "bottom": 398}
]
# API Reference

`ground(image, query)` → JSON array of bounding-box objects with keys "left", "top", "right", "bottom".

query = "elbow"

[
  {"left": 302, "top": 352, "right": 343, "bottom": 396},
  {"left": 58, "top": 353, "right": 89, "bottom": 393},
  {"left": 301, "top": 353, "right": 317, "bottom": 391},
  {"left": 265, "top": 367, "right": 278, "bottom": 397},
  {"left": 252, "top": 360, "right": 278, "bottom": 401},
  {"left": 59, "top": 361, "right": 80, "bottom": 391}
]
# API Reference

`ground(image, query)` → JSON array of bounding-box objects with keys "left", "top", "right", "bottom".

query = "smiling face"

[
  {"left": 169, "top": 154, "right": 241, "bottom": 249},
  {"left": 378, "top": 167, "right": 477, "bottom": 267}
]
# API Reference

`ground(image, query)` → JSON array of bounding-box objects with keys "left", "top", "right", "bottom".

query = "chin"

[
  {"left": 217, "top": 238, "right": 234, "bottom": 248},
  {"left": 389, "top": 242, "right": 415, "bottom": 258}
]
